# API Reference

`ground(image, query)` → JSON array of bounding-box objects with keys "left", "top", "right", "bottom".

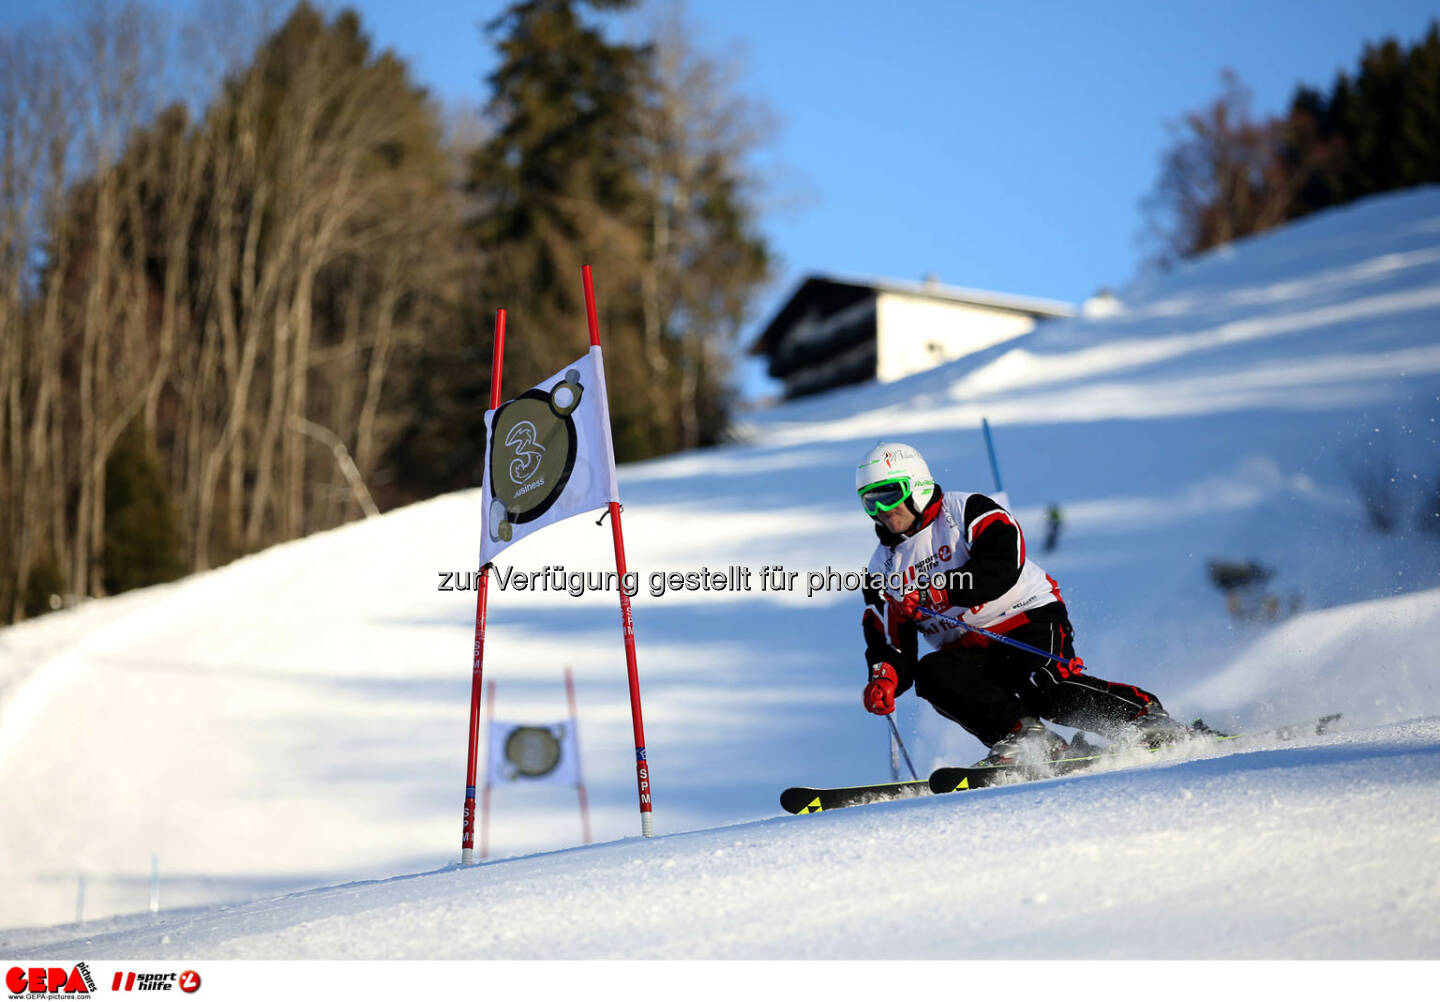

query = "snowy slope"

[
  {"left": 6, "top": 718, "right": 1439, "bottom": 959},
  {"left": 3, "top": 188, "right": 1440, "bottom": 955}
]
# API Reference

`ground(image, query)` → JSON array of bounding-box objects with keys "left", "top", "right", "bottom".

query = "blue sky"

[
  {"left": 338, "top": 2, "right": 1440, "bottom": 301},
  {"left": 5, "top": 0, "right": 1439, "bottom": 395}
]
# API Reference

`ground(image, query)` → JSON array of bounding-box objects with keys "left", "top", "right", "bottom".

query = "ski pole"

[
  {"left": 917, "top": 605, "right": 1081, "bottom": 674},
  {"left": 981, "top": 417, "right": 1004, "bottom": 495},
  {"left": 886, "top": 715, "right": 919, "bottom": 780}
]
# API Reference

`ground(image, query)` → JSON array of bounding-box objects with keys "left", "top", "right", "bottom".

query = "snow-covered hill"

[
  {"left": 3, "top": 187, "right": 1440, "bottom": 958},
  {"left": 6, "top": 719, "right": 1438, "bottom": 960}
]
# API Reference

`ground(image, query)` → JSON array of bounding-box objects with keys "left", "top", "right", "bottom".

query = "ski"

[
  {"left": 930, "top": 713, "right": 1344, "bottom": 796},
  {"left": 1193, "top": 712, "right": 1342, "bottom": 742},
  {"left": 783, "top": 713, "right": 1343, "bottom": 813},
  {"left": 779, "top": 779, "right": 929, "bottom": 814},
  {"left": 928, "top": 754, "right": 1101, "bottom": 794}
]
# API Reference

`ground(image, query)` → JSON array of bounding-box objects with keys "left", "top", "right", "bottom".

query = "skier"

[
  {"left": 1043, "top": 502, "right": 1063, "bottom": 552},
  {"left": 855, "top": 441, "right": 1187, "bottom": 766}
]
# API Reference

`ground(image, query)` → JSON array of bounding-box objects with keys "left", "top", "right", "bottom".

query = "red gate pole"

[
  {"left": 582, "top": 265, "right": 654, "bottom": 837},
  {"left": 461, "top": 308, "right": 507, "bottom": 864},
  {"left": 565, "top": 667, "right": 593, "bottom": 845}
]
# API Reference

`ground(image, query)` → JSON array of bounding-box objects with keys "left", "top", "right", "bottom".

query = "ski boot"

[
  {"left": 1126, "top": 703, "right": 1194, "bottom": 749},
  {"left": 980, "top": 717, "right": 1069, "bottom": 771}
]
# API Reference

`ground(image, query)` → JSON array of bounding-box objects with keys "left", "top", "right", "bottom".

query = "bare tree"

[
  {"left": 1143, "top": 70, "right": 1330, "bottom": 266},
  {"left": 0, "top": 23, "right": 79, "bottom": 617},
  {"left": 0, "top": 2, "right": 500, "bottom": 618},
  {"left": 636, "top": 4, "right": 773, "bottom": 448}
]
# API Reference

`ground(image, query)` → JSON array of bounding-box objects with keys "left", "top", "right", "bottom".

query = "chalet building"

[{"left": 749, "top": 274, "right": 1075, "bottom": 399}]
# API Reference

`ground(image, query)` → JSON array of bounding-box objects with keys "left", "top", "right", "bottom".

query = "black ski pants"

[{"left": 912, "top": 615, "right": 1163, "bottom": 746}]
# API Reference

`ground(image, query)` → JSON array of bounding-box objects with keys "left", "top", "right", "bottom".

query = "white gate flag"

[
  {"left": 487, "top": 720, "right": 581, "bottom": 785},
  {"left": 479, "top": 347, "right": 619, "bottom": 565}
]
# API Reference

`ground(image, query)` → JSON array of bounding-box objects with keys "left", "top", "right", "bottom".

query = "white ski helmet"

[{"left": 855, "top": 442, "right": 936, "bottom": 518}]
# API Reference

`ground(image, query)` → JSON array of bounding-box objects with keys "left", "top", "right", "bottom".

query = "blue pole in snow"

[{"left": 981, "top": 417, "right": 1004, "bottom": 495}]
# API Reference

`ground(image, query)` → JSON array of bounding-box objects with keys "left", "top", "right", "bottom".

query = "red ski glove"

[
  {"left": 863, "top": 662, "right": 898, "bottom": 715},
  {"left": 896, "top": 583, "right": 949, "bottom": 622}
]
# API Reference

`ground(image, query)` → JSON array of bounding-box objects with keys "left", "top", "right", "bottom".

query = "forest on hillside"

[
  {"left": 0, "top": 0, "right": 771, "bottom": 620},
  {"left": 2, "top": 2, "right": 1437, "bottom": 623}
]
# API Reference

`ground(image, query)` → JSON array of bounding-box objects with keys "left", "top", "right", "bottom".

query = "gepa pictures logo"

[{"left": 5, "top": 963, "right": 96, "bottom": 998}]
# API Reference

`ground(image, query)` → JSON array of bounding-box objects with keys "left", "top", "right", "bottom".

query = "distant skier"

[
  {"left": 1043, "top": 503, "right": 1063, "bottom": 552},
  {"left": 854, "top": 442, "right": 1186, "bottom": 765}
]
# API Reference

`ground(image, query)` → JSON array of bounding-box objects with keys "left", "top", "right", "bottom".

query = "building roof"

[{"left": 748, "top": 273, "right": 1075, "bottom": 357}]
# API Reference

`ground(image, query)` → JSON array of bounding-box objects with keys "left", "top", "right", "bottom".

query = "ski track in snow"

[{"left": 3, "top": 187, "right": 1440, "bottom": 958}]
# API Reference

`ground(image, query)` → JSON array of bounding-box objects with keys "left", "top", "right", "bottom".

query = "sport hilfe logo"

[
  {"left": 109, "top": 971, "right": 201, "bottom": 993},
  {"left": 5, "top": 964, "right": 97, "bottom": 997}
]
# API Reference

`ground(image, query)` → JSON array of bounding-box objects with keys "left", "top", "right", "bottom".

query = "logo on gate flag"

[
  {"left": 487, "top": 721, "right": 580, "bottom": 785},
  {"left": 480, "top": 347, "right": 619, "bottom": 564}
]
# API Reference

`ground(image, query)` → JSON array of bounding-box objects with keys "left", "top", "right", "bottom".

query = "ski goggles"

[{"left": 858, "top": 477, "right": 912, "bottom": 516}]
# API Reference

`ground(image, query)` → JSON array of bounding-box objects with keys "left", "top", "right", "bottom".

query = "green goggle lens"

[{"left": 858, "top": 478, "right": 912, "bottom": 516}]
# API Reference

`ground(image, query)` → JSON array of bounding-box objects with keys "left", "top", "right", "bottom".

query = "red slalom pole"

[
  {"left": 461, "top": 308, "right": 506, "bottom": 864},
  {"left": 583, "top": 265, "right": 654, "bottom": 837},
  {"left": 565, "top": 668, "right": 593, "bottom": 845}
]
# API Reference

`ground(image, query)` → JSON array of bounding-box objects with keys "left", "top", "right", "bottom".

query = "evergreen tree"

[
  {"left": 1149, "top": 20, "right": 1440, "bottom": 262},
  {"left": 469, "top": 0, "right": 649, "bottom": 387},
  {"left": 392, "top": 0, "right": 771, "bottom": 492},
  {"left": 392, "top": 0, "right": 655, "bottom": 494},
  {"left": 1350, "top": 38, "right": 1407, "bottom": 196},
  {"left": 1396, "top": 24, "right": 1440, "bottom": 188},
  {"left": 103, "top": 418, "right": 185, "bottom": 594},
  {"left": 1283, "top": 23, "right": 1440, "bottom": 219}
]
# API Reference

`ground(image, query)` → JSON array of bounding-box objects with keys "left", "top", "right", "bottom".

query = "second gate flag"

[
  {"left": 480, "top": 346, "right": 620, "bottom": 565},
  {"left": 487, "top": 720, "right": 581, "bottom": 785}
]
